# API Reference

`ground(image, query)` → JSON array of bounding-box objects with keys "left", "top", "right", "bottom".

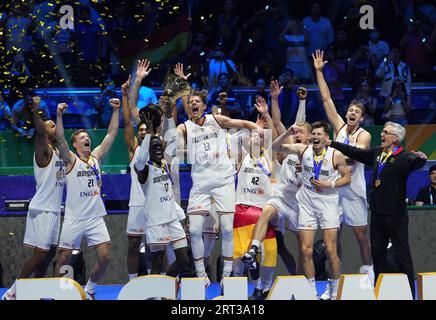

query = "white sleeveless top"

[
  {"left": 236, "top": 152, "right": 272, "bottom": 208},
  {"left": 300, "top": 146, "right": 339, "bottom": 196},
  {"left": 274, "top": 154, "right": 302, "bottom": 197},
  {"left": 65, "top": 155, "right": 106, "bottom": 220},
  {"left": 141, "top": 161, "right": 177, "bottom": 227},
  {"left": 129, "top": 146, "right": 146, "bottom": 207},
  {"left": 335, "top": 125, "right": 367, "bottom": 198},
  {"left": 29, "top": 147, "right": 66, "bottom": 213},
  {"left": 185, "top": 115, "right": 235, "bottom": 186}
]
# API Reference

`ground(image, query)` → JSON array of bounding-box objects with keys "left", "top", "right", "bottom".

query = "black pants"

[{"left": 370, "top": 213, "right": 415, "bottom": 298}]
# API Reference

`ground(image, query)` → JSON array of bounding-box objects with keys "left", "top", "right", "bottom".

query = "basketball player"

[
  {"left": 53, "top": 96, "right": 120, "bottom": 300},
  {"left": 313, "top": 50, "right": 374, "bottom": 297},
  {"left": 120, "top": 74, "right": 149, "bottom": 281},
  {"left": 242, "top": 81, "right": 309, "bottom": 284},
  {"left": 174, "top": 90, "right": 263, "bottom": 287},
  {"left": 134, "top": 113, "right": 190, "bottom": 277},
  {"left": 273, "top": 122, "right": 351, "bottom": 299},
  {"left": 232, "top": 96, "right": 280, "bottom": 299},
  {"left": 2, "top": 97, "right": 65, "bottom": 300}
]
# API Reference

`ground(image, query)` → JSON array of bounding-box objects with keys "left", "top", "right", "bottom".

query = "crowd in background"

[{"left": 0, "top": 0, "right": 436, "bottom": 132}]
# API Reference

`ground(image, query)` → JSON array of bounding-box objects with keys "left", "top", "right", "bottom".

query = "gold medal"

[
  {"left": 375, "top": 179, "right": 381, "bottom": 187},
  {"left": 56, "top": 170, "right": 63, "bottom": 181}
]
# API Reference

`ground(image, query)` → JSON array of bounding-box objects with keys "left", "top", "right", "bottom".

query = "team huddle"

[{"left": 4, "top": 51, "right": 385, "bottom": 300}]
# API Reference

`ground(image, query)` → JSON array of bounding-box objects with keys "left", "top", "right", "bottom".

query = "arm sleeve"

[
  {"left": 330, "top": 141, "right": 376, "bottom": 167},
  {"left": 135, "top": 135, "right": 151, "bottom": 171},
  {"left": 404, "top": 152, "right": 427, "bottom": 173}
]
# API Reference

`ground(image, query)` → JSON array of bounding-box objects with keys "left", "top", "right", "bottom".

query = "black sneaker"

[{"left": 261, "top": 290, "right": 270, "bottom": 300}]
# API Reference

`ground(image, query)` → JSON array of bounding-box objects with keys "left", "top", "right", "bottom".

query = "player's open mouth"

[
  {"left": 348, "top": 116, "right": 356, "bottom": 122},
  {"left": 192, "top": 106, "right": 199, "bottom": 115},
  {"left": 84, "top": 142, "right": 90, "bottom": 147},
  {"left": 296, "top": 139, "right": 301, "bottom": 143},
  {"left": 312, "top": 138, "right": 320, "bottom": 145}
]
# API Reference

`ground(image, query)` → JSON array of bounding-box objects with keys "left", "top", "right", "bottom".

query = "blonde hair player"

[
  {"left": 232, "top": 96, "right": 278, "bottom": 299},
  {"left": 53, "top": 93, "right": 120, "bottom": 300},
  {"left": 313, "top": 49, "right": 374, "bottom": 298},
  {"left": 2, "top": 97, "right": 66, "bottom": 300},
  {"left": 273, "top": 121, "right": 351, "bottom": 299}
]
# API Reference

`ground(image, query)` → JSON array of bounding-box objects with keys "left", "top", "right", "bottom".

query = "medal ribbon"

[
  {"left": 376, "top": 146, "right": 402, "bottom": 181},
  {"left": 78, "top": 153, "right": 101, "bottom": 186},
  {"left": 313, "top": 147, "right": 327, "bottom": 180},
  {"left": 148, "top": 159, "right": 174, "bottom": 185},
  {"left": 251, "top": 150, "right": 271, "bottom": 177}
]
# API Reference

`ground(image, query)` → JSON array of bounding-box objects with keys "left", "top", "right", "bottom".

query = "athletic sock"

[
  {"left": 85, "top": 279, "right": 97, "bottom": 293},
  {"left": 194, "top": 259, "right": 207, "bottom": 278},
  {"left": 128, "top": 273, "right": 138, "bottom": 281},
  {"left": 331, "top": 278, "right": 340, "bottom": 299},
  {"left": 222, "top": 260, "right": 233, "bottom": 277},
  {"left": 307, "top": 277, "right": 317, "bottom": 296},
  {"left": 252, "top": 278, "right": 262, "bottom": 290}
]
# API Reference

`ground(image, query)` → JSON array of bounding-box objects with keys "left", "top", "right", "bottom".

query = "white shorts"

[
  {"left": 266, "top": 192, "right": 299, "bottom": 233},
  {"left": 175, "top": 202, "right": 186, "bottom": 221},
  {"left": 296, "top": 188, "right": 340, "bottom": 230},
  {"left": 339, "top": 195, "right": 368, "bottom": 227},
  {"left": 187, "top": 176, "right": 235, "bottom": 214},
  {"left": 202, "top": 204, "right": 219, "bottom": 234},
  {"left": 146, "top": 219, "right": 187, "bottom": 251},
  {"left": 126, "top": 206, "right": 146, "bottom": 236},
  {"left": 23, "top": 209, "right": 61, "bottom": 251},
  {"left": 58, "top": 216, "right": 111, "bottom": 250}
]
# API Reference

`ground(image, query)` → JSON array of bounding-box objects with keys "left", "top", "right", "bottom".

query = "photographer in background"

[
  {"left": 96, "top": 78, "right": 119, "bottom": 128},
  {"left": 208, "top": 45, "right": 238, "bottom": 95},
  {"left": 208, "top": 72, "right": 243, "bottom": 119},
  {"left": 0, "top": 90, "right": 12, "bottom": 130},
  {"left": 12, "top": 90, "right": 50, "bottom": 139}
]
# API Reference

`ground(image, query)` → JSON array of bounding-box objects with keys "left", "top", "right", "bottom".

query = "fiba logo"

[
  {"left": 59, "top": 5, "right": 74, "bottom": 30},
  {"left": 359, "top": 5, "right": 374, "bottom": 30}
]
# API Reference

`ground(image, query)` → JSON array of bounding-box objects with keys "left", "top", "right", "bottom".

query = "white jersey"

[
  {"left": 274, "top": 154, "right": 302, "bottom": 197},
  {"left": 141, "top": 161, "right": 177, "bottom": 227},
  {"left": 65, "top": 155, "right": 106, "bottom": 220},
  {"left": 129, "top": 146, "right": 146, "bottom": 207},
  {"left": 185, "top": 115, "right": 235, "bottom": 186},
  {"left": 300, "top": 146, "right": 339, "bottom": 196},
  {"left": 29, "top": 147, "right": 66, "bottom": 212},
  {"left": 236, "top": 152, "right": 272, "bottom": 208},
  {"left": 335, "top": 125, "right": 367, "bottom": 198}
]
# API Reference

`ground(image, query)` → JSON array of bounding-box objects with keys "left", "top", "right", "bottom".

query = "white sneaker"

[
  {"left": 359, "top": 265, "right": 375, "bottom": 287},
  {"left": 85, "top": 290, "right": 96, "bottom": 300},
  {"left": 320, "top": 280, "right": 332, "bottom": 300},
  {"left": 2, "top": 290, "right": 16, "bottom": 300}
]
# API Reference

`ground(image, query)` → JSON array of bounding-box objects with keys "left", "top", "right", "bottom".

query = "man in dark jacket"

[{"left": 327, "top": 121, "right": 427, "bottom": 298}]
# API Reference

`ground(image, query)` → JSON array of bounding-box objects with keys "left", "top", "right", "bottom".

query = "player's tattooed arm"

[
  {"left": 312, "top": 50, "right": 345, "bottom": 134},
  {"left": 32, "top": 96, "right": 52, "bottom": 166},
  {"left": 93, "top": 98, "right": 120, "bottom": 160},
  {"left": 129, "top": 59, "right": 152, "bottom": 125},
  {"left": 55, "top": 103, "right": 75, "bottom": 167},
  {"left": 121, "top": 75, "right": 137, "bottom": 156}
]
